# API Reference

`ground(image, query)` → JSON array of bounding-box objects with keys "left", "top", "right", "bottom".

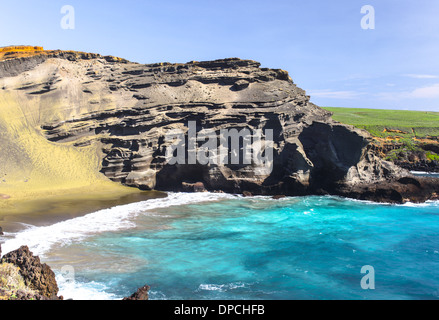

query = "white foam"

[
  {"left": 56, "top": 274, "right": 120, "bottom": 300},
  {"left": 1, "top": 192, "right": 236, "bottom": 257},
  {"left": 411, "top": 171, "right": 439, "bottom": 176},
  {"left": 329, "top": 194, "right": 439, "bottom": 207},
  {"left": 402, "top": 200, "right": 439, "bottom": 207},
  {"left": 197, "top": 282, "right": 249, "bottom": 292}
]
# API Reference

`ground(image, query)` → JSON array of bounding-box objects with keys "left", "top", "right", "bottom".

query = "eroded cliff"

[{"left": 0, "top": 47, "right": 437, "bottom": 203}]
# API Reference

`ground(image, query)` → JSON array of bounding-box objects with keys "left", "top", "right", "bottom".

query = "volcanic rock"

[
  {"left": 1, "top": 246, "right": 59, "bottom": 299},
  {"left": 0, "top": 46, "right": 437, "bottom": 203},
  {"left": 123, "top": 285, "right": 150, "bottom": 300},
  {"left": 182, "top": 182, "right": 207, "bottom": 193}
]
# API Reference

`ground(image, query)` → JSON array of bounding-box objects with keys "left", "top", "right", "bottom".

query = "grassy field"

[{"left": 322, "top": 107, "right": 439, "bottom": 139}]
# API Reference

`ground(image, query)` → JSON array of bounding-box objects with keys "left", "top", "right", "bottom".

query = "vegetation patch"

[
  {"left": 0, "top": 263, "right": 36, "bottom": 300},
  {"left": 323, "top": 107, "right": 439, "bottom": 171},
  {"left": 323, "top": 107, "right": 439, "bottom": 139}
]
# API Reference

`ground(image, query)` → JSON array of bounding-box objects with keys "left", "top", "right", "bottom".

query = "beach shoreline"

[{"left": 0, "top": 181, "right": 166, "bottom": 234}]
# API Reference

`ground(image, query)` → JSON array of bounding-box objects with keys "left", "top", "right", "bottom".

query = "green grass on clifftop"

[{"left": 322, "top": 107, "right": 439, "bottom": 138}]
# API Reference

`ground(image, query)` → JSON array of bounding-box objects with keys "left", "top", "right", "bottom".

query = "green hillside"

[{"left": 322, "top": 107, "right": 439, "bottom": 139}]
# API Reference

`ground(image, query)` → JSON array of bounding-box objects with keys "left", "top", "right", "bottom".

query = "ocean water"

[
  {"left": 411, "top": 171, "right": 439, "bottom": 178},
  {"left": 2, "top": 193, "right": 439, "bottom": 300}
]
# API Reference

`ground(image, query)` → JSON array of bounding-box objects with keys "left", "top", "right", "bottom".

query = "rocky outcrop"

[
  {"left": 395, "top": 159, "right": 439, "bottom": 172},
  {"left": 0, "top": 47, "right": 437, "bottom": 203},
  {"left": 0, "top": 45, "right": 43, "bottom": 54},
  {"left": 0, "top": 46, "right": 43, "bottom": 62},
  {"left": 123, "top": 285, "right": 150, "bottom": 300},
  {"left": 1, "top": 246, "right": 60, "bottom": 299},
  {"left": 0, "top": 242, "right": 149, "bottom": 300},
  {"left": 333, "top": 176, "right": 439, "bottom": 203},
  {"left": 182, "top": 182, "right": 207, "bottom": 193},
  {"left": 371, "top": 139, "right": 439, "bottom": 173}
]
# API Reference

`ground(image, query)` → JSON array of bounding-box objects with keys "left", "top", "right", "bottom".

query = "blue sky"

[{"left": 1, "top": 0, "right": 439, "bottom": 111}]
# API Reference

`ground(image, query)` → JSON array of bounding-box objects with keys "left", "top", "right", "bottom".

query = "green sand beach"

[{"left": 0, "top": 183, "right": 165, "bottom": 233}]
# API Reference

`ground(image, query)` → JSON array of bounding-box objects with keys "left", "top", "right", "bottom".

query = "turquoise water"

[{"left": 3, "top": 193, "right": 439, "bottom": 300}]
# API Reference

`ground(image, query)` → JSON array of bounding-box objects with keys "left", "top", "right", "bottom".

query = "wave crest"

[{"left": 1, "top": 192, "right": 235, "bottom": 257}]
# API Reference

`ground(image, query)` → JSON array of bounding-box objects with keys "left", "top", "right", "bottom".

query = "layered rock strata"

[{"left": 0, "top": 47, "right": 437, "bottom": 203}]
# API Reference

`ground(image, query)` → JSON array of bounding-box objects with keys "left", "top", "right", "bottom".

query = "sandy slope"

[{"left": 0, "top": 51, "right": 140, "bottom": 214}]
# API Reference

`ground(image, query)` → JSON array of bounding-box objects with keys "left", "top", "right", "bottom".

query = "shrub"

[
  {"left": 426, "top": 152, "right": 439, "bottom": 161},
  {"left": 0, "top": 263, "right": 36, "bottom": 300}
]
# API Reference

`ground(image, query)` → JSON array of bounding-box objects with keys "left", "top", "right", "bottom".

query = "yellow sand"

[{"left": 0, "top": 74, "right": 148, "bottom": 217}]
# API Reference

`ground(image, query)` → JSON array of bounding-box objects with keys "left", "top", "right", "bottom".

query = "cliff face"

[{"left": 0, "top": 47, "right": 437, "bottom": 203}]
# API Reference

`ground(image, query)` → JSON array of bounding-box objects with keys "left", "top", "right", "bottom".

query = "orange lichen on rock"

[
  {"left": 383, "top": 128, "right": 409, "bottom": 134},
  {"left": 0, "top": 45, "right": 129, "bottom": 63},
  {"left": 0, "top": 45, "right": 45, "bottom": 61},
  {"left": 0, "top": 46, "right": 44, "bottom": 53},
  {"left": 414, "top": 137, "right": 439, "bottom": 144}
]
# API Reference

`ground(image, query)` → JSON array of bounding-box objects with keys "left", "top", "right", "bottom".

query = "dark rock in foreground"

[
  {"left": 123, "top": 285, "right": 150, "bottom": 300},
  {"left": 1, "top": 246, "right": 60, "bottom": 300}
]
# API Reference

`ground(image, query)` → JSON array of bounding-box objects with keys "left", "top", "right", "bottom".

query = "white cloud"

[
  {"left": 408, "top": 83, "right": 439, "bottom": 98},
  {"left": 308, "top": 90, "right": 362, "bottom": 99},
  {"left": 376, "top": 83, "right": 439, "bottom": 101},
  {"left": 404, "top": 74, "right": 439, "bottom": 79}
]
